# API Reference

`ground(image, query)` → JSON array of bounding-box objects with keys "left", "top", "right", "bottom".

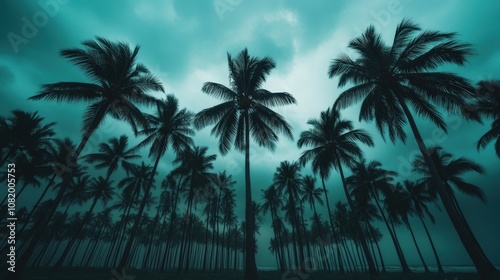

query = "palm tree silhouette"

[
  {"left": 118, "top": 95, "right": 194, "bottom": 270},
  {"left": 347, "top": 159, "right": 411, "bottom": 272},
  {"left": 328, "top": 19, "right": 496, "bottom": 279},
  {"left": 0, "top": 110, "right": 55, "bottom": 167},
  {"left": 18, "top": 37, "right": 163, "bottom": 276},
  {"left": 300, "top": 175, "right": 329, "bottom": 271},
  {"left": 384, "top": 183, "right": 430, "bottom": 273},
  {"left": 172, "top": 146, "right": 216, "bottom": 272},
  {"left": 297, "top": 107, "right": 376, "bottom": 277},
  {"left": 273, "top": 161, "right": 306, "bottom": 270},
  {"left": 194, "top": 48, "right": 296, "bottom": 280},
  {"left": 261, "top": 185, "right": 286, "bottom": 271},
  {"left": 403, "top": 179, "right": 445, "bottom": 273},
  {"left": 476, "top": 80, "right": 500, "bottom": 157},
  {"left": 412, "top": 146, "right": 493, "bottom": 273},
  {"left": 83, "top": 135, "right": 140, "bottom": 181}
]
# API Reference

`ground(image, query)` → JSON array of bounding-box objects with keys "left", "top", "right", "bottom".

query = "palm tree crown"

[
  {"left": 194, "top": 48, "right": 296, "bottom": 154},
  {"left": 329, "top": 19, "right": 477, "bottom": 143}
]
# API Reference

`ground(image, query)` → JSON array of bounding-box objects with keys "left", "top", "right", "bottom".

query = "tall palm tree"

[
  {"left": 261, "top": 185, "right": 286, "bottom": 271},
  {"left": 172, "top": 146, "right": 216, "bottom": 272},
  {"left": 476, "top": 80, "right": 500, "bottom": 157},
  {"left": 273, "top": 161, "right": 305, "bottom": 270},
  {"left": 384, "top": 184, "right": 429, "bottom": 273},
  {"left": 194, "top": 48, "right": 296, "bottom": 280},
  {"left": 403, "top": 179, "right": 444, "bottom": 273},
  {"left": 347, "top": 159, "right": 411, "bottom": 272},
  {"left": 328, "top": 19, "right": 496, "bottom": 278},
  {"left": 412, "top": 145, "right": 493, "bottom": 273},
  {"left": 297, "top": 107, "right": 376, "bottom": 277},
  {"left": 18, "top": 37, "right": 163, "bottom": 277},
  {"left": 54, "top": 176, "right": 115, "bottom": 267},
  {"left": 83, "top": 135, "right": 140, "bottom": 181},
  {"left": 0, "top": 110, "right": 55, "bottom": 167},
  {"left": 118, "top": 95, "right": 194, "bottom": 270},
  {"left": 301, "top": 175, "right": 328, "bottom": 270}
]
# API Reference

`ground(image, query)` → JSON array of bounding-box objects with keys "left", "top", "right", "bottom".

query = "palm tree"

[
  {"left": 83, "top": 135, "right": 140, "bottom": 181},
  {"left": 273, "top": 161, "right": 305, "bottom": 270},
  {"left": 54, "top": 176, "right": 115, "bottom": 267},
  {"left": 297, "top": 107, "right": 376, "bottom": 277},
  {"left": 262, "top": 185, "right": 286, "bottom": 271},
  {"left": 301, "top": 175, "right": 328, "bottom": 270},
  {"left": 0, "top": 110, "right": 55, "bottom": 167},
  {"left": 476, "top": 80, "right": 500, "bottom": 157},
  {"left": 194, "top": 48, "right": 296, "bottom": 280},
  {"left": 412, "top": 145, "right": 493, "bottom": 274},
  {"left": 172, "top": 146, "right": 216, "bottom": 272},
  {"left": 118, "top": 95, "right": 194, "bottom": 270},
  {"left": 18, "top": 37, "right": 163, "bottom": 276},
  {"left": 347, "top": 159, "right": 411, "bottom": 272},
  {"left": 403, "top": 179, "right": 444, "bottom": 273},
  {"left": 384, "top": 184, "right": 429, "bottom": 273},
  {"left": 328, "top": 19, "right": 496, "bottom": 278}
]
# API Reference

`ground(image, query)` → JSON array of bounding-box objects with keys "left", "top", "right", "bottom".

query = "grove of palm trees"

[{"left": 1, "top": 2, "right": 500, "bottom": 280}]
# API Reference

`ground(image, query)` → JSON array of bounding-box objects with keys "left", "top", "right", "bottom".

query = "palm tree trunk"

[
  {"left": 321, "top": 177, "right": 344, "bottom": 273},
  {"left": 417, "top": 213, "right": 444, "bottom": 273},
  {"left": 370, "top": 187, "right": 411, "bottom": 272},
  {"left": 243, "top": 111, "right": 259, "bottom": 280},
  {"left": 336, "top": 161, "right": 377, "bottom": 278},
  {"left": 397, "top": 95, "right": 497, "bottom": 280},
  {"left": 404, "top": 219, "right": 429, "bottom": 272}
]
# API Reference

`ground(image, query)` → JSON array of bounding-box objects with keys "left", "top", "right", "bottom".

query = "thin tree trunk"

[
  {"left": 243, "top": 111, "right": 259, "bottom": 280},
  {"left": 417, "top": 213, "right": 444, "bottom": 273},
  {"left": 405, "top": 219, "right": 429, "bottom": 272},
  {"left": 321, "top": 177, "right": 344, "bottom": 273},
  {"left": 337, "top": 161, "right": 377, "bottom": 278}
]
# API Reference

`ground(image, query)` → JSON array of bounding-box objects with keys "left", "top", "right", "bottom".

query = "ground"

[{"left": 1, "top": 268, "right": 494, "bottom": 280}]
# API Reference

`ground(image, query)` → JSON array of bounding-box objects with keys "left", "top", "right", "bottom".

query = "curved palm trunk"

[
  {"left": 404, "top": 219, "right": 429, "bottom": 272},
  {"left": 417, "top": 213, "right": 444, "bottom": 273},
  {"left": 312, "top": 203, "right": 329, "bottom": 272},
  {"left": 118, "top": 152, "right": 161, "bottom": 270},
  {"left": 370, "top": 187, "right": 411, "bottom": 272},
  {"left": 321, "top": 177, "right": 344, "bottom": 273},
  {"left": 243, "top": 111, "right": 260, "bottom": 280},
  {"left": 54, "top": 188, "right": 103, "bottom": 268},
  {"left": 336, "top": 161, "right": 377, "bottom": 279},
  {"left": 397, "top": 96, "right": 497, "bottom": 280}
]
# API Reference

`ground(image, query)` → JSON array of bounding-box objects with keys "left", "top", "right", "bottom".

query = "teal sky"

[{"left": 1, "top": 0, "right": 500, "bottom": 268}]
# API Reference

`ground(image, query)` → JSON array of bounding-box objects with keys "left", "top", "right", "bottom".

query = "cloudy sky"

[{"left": 1, "top": 0, "right": 499, "bottom": 269}]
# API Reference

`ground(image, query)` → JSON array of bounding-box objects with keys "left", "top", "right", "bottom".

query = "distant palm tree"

[
  {"left": 194, "top": 48, "right": 296, "bottom": 280},
  {"left": 328, "top": 19, "right": 496, "bottom": 278},
  {"left": 297, "top": 107, "right": 376, "bottom": 277},
  {"left": 19, "top": 37, "right": 163, "bottom": 275},
  {"left": 403, "top": 179, "right": 444, "bottom": 273},
  {"left": 118, "top": 95, "right": 194, "bottom": 270},
  {"left": 262, "top": 185, "right": 286, "bottom": 271},
  {"left": 384, "top": 184, "right": 429, "bottom": 273},
  {"left": 476, "top": 80, "right": 500, "bottom": 157},
  {"left": 273, "top": 161, "right": 305, "bottom": 270},
  {"left": 83, "top": 135, "right": 140, "bottom": 181},
  {"left": 347, "top": 159, "right": 411, "bottom": 272},
  {"left": 0, "top": 110, "right": 55, "bottom": 167},
  {"left": 412, "top": 145, "right": 493, "bottom": 273},
  {"left": 172, "top": 146, "right": 216, "bottom": 273}
]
